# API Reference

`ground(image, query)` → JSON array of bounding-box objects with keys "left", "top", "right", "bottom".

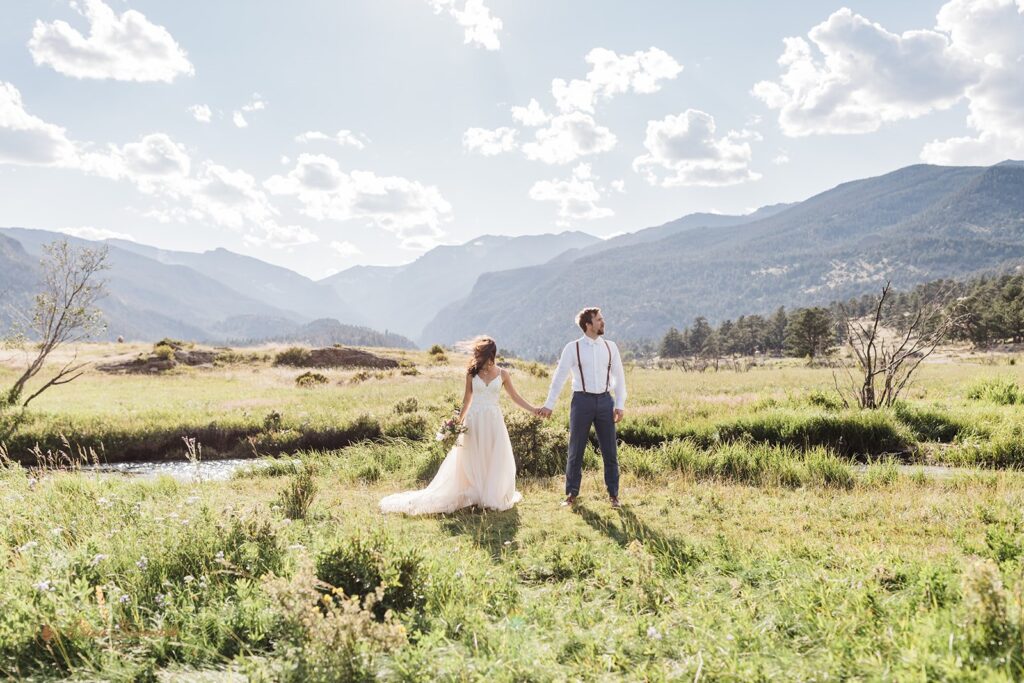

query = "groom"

[{"left": 538, "top": 307, "right": 627, "bottom": 509}]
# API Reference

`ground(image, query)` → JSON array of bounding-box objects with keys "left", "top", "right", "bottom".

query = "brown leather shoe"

[
  {"left": 609, "top": 496, "right": 621, "bottom": 509},
  {"left": 560, "top": 494, "right": 577, "bottom": 508}
]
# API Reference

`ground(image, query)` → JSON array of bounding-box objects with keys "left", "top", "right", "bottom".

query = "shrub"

[
  {"left": 153, "top": 343, "right": 175, "bottom": 361},
  {"left": 277, "top": 467, "right": 318, "bottom": 520},
  {"left": 805, "top": 390, "right": 844, "bottom": 411},
  {"left": 428, "top": 344, "right": 445, "bottom": 356},
  {"left": 274, "top": 346, "right": 312, "bottom": 367},
  {"left": 401, "top": 367, "right": 420, "bottom": 376},
  {"left": 263, "top": 410, "right": 284, "bottom": 431},
  {"left": 382, "top": 413, "right": 429, "bottom": 441},
  {"left": 967, "top": 377, "right": 1024, "bottom": 405},
  {"left": 155, "top": 337, "right": 187, "bottom": 350},
  {"left": 393, "top": 397, "right": 419, "bottom": 414},
  {"left": 296, "top": 371, "right": 328, "bottom": 387},
  {"left": 315, "top": 533, "right": 426, "bottom": 620},
  {"left": 258, "top": 562, "right": 407, "bottom": 682},
  {"left": 505, "top": 411, "right": 568, "bottom": 477}
]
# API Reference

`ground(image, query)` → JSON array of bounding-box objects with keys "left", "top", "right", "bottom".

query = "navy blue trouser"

[{"left": 566, "top": 391, "right": 619, "bottom": 497}]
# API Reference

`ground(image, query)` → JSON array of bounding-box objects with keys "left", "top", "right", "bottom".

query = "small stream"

[
  {"left": 79, "top": 458, "right": 260, "bottom": 481},
  {"left": 73, "top": 459, "right": 973, "bottom": 482}
]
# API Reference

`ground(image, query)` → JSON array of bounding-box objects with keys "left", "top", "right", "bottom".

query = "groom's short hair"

[{"left": 576, "top": 307, "right": 601, "bottom": 332}]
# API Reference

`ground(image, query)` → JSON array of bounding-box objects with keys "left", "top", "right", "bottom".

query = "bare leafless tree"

[
  {"left": 833, "top": 280, "right": 965, "bottom": 409},
  {"left": 2, "top": 240, "right": 109, "bottom": 410}
]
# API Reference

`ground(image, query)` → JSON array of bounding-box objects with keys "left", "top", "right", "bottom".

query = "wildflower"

[
  {"left": 184, "top": 575, "right": 194, "bottom": 584},
  {"left": 198, "top": 576, "right": 209, "bottom": 588},
  {"left": 90, "top": 554, "right": 107, "bottom": 567},
  {"left": 34, "top": 579, "right": 53, "bottom": 592},
  {"left": 119, "top": 594, "right": 131, "bottom": 605},
  {"left": 51, "top": 527, "right": 63, "bottom": 536},
  {"left": 154, "top": 593, "right": 166, "bottom": 607},
  {"left": 647, "top": 626, "right": 662, "bottom": 640},
  {"left": 215, "top": 550, "right": 225, "bottom": 561},
  {"left": 454, "top": 569, "right": 464, "bottom": 579},
  {"left": 17, "top": 540, "right": 38, "bottom": 553},
  {"left": 136, "top": 555, "right": 149, "bottom": 570}
]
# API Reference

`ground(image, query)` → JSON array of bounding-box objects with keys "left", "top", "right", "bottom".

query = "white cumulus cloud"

[
  {"left": 427, "top": 0, "right": 502, "bottom": 50},
  {"left": 522, "top": 112, "right": 617, "bottom": 165},
  {"left": 188, "top": 104, "right": 212, "bottom": 123},
  {"left": 296, "top": 130, "right": 366, "bottom": 149},
  {"left": 28, "top": 0, "right": 194, "bottom": 82},
  {"left": 463, "top": 127, "right": 518, "bottom": 156},
  {"left": 59, "top": 226, "right": 134, "bottom": 241},
  {"left": 330, "top": 240, "right": 363, "bottom": 258},
  {"left": 0, "top": 81, "right": 78, "bottom": 167},
  {"left": 552, "top": 47, "right": 683, "bottom": 114},
  {"left": 752, "top": 7, "right": 982, "bottom": 137},
  {"left": 633, "top": 109, "right": 762, "bottom": 187},
  {"left": 511, "top": 99, "right": 551, "bottom": 127},
  {"left": 265, "top": 153, "right": 453, "bottom": 249},
  {"left": 922, "top": 0, "right": 1024, "bottom": 164},
  {"left": 529, "top": 163, "right": 614, "bottom": 226}
]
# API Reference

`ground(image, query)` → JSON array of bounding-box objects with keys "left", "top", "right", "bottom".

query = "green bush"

[
  {"left": 505, "top": 411, "right": 568, "bottom": 477},
  {"left": 393, "top": 397, "right": 419, "bottom": 414},
  {"left": 274, "top": 346, "right": 312, "bottom": 367},
  {"left": 428, "top": 344, "right": 445, "bottom": 356},
  {"left": 296, "top": 371, "right": 328, "bottom": 387},
  {"left": 155, "top": 337, "right": 187, "bottom": 350},
  {"left": 153, "top": 343, "right": 176, "bottom": 361},
  {"left": 382, "top": 413, "right": 429, "bottom": 441},
  {"left": 315, "top": 533, "right": 426, "bottom": 620},
  {"left": 277, "top": 467, "right": 318, "bottom": 520},
  {"left": 967, "top": 377, "right": 1024, "bottom": 405}
]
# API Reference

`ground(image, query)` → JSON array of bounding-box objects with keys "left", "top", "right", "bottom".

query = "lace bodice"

[{"left": 469, "top": 372, "right": 503, "bottom": 410}]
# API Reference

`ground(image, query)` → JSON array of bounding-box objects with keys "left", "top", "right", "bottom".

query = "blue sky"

[{"left": 1, "top": 0, "right": 1021, "bottom": 278}]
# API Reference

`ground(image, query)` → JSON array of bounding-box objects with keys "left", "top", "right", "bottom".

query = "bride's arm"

[
  {"left": 500, "top": 369, "right": 538, "bottom": 414},
  {"left": 457, "top": 373, "right": 473, "bottom": 423}
]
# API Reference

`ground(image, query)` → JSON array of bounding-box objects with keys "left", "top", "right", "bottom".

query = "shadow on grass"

[
  {"left": 441, "top": 506, "right": 521, "bottom": 562},
  {"left": 576, "top": 504, "right": 701, "bottom": 576}
]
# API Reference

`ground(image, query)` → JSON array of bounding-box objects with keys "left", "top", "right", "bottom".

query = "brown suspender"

[
  {"left": 575, "top": 341, "right": 586, "bottom": 392},
  {"left": 575, "top": 339, "right": 613, "bottom": 394}
]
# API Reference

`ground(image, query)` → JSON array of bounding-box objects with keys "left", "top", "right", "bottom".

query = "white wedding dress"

[{"left": 379, "top": 372, "right": 523, "bottom": 515}]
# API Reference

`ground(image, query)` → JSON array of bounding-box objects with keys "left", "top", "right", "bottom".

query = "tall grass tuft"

[
  {"left": 967, "top": 377, "right": 1024, "bottom": 405},
  {"left": 277, "top": 466, "right": 318, "bottom": 520}
]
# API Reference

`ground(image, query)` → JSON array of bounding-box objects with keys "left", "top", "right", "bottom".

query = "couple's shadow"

[
  {"left": 440, "top": 505, "right": 521, "bottom": 562},
  {"left": 575, "top": 503, "right": 699, "bottom": 576}
]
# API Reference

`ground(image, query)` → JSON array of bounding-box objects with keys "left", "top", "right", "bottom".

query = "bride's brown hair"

[{"left": 463, "top": 336, "right": 497, "bottom": 377}]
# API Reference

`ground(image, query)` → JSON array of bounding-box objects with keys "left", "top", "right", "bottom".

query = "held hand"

[
  {"left": 613, "top": 409, "right": 624, "bottom": 423},
  {"left": 537, "top": 407, "right": 553, "bottom": 419}
]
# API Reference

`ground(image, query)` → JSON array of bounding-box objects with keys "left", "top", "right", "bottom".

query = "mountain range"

[{"left": 2, "top": 159, "right": 1023, "bottom": 357}]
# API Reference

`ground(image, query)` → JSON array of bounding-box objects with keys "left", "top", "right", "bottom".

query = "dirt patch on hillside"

[
  {"left": 279, "top": 346, "right": 400, "bottom": 369},
  {"left": 97, "top": 348, "right": 221, "bottom": 374}
]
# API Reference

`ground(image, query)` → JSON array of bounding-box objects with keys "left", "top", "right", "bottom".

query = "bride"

[{"left": 379, "top": 336, "right": 538, "bottom": 515}]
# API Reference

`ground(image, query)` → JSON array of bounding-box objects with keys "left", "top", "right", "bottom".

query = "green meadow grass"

[{"left": 2, "top": 343, "right": 1024, "bottom": 679}]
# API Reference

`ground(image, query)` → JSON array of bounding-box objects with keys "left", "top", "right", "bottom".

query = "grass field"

[{"left": 2, "top": 342, "right": 1024, "bottom": 680}]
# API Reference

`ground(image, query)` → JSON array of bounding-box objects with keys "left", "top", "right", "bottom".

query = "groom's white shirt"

[{"left": 544, "top": 335, "right": 627, "bottom": 411}]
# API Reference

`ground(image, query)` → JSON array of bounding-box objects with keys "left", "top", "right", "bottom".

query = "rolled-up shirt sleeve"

[
  {"left": 544, "top": 343, "right": 573, "bottom": 410},
  {"left": 610, "top": 341, "right": 627, "bottom": 410}
]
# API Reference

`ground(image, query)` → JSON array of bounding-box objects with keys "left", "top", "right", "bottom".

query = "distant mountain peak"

[{"left": 996, "top": 159, "right": 1024, "bottom": 168}]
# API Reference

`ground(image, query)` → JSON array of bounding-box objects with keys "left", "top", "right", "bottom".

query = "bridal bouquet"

[{"left": 435, "top": 412, "right": 467, "bottom": 444}]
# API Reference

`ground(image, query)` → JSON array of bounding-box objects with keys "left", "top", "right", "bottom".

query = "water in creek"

[{"left": 72, "top": 459, "right": 970, "bottom": 482}]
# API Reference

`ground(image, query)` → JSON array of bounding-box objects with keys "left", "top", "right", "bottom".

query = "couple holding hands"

[{"left": 379, "top": 307, "right": 627, "bottom": 516}]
